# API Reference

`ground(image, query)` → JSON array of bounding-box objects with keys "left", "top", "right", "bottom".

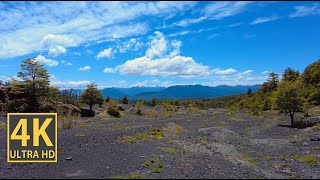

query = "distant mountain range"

[{"left": 99, "top": 84, "right": 261, "bottom": 100}]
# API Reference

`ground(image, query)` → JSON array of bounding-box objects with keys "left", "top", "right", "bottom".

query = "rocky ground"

[{"left": 0, "top": 105, "right": 319, "bottom": 179}]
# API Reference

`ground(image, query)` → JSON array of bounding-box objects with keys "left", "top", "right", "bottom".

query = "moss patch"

[
  {"left": 157, "top": 147, "right": 177, "bottom": 153},
  {"left": 74, "top": 133, "right": 86, "bottom": 137},
  {"left": 292, "top": 154, "right": 318, "bottom": 165},
  {"left": 119, "top": 127, "right": 164, "bottom": 144}
]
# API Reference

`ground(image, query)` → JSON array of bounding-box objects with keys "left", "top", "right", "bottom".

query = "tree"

[
  {"left": 267, "top": 72, "right": 279, "bottom": 90},
  {"left": 276, "top": 80, "right": 303, "bottom": 127},
  {"left": 302, "top": 60, "right": 320, "bottom": 105},
  {"left": 247, "top": 88, "right": 252, "bottom": 96},
  {"left": 16, "top": 57, "right": 50, "bottom": 112},
  {"left": 106, "top": 96, "right": 110, "bottom": 103},
  {"left": 302, "top": 60, "right": 320, "bottom": 84},
  {"left": 282, "top": 68, "right": 300, "bottom": 82},
  {"left": 80, "top": 83, "right": 104, "bottom": 111},
  {"left": 122, "top": 96, "right": 129, "bottom": 104}
]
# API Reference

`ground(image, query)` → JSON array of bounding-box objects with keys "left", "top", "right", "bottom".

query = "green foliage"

[
  {"left": 120, "top": 127, "right": 164, "bottom": 144},
  {"left": 302, "top": 60, "right": 320, "bottom": 84},
  {"left": 122, "top": 96, "right": 129, "bottom": 104},
  {"left": 276, "top": 80, "right": 303, "bottom": 127},
  {"left": 161, "top": 101, "right": 174, "bottom": 111},
  {"left": 135, "top": 100, "right": 143, "bottom": 115},
  {"left": 16, "top": 57, "right": 51, "bottom": 112},
  {"left": 106, "top": 99, "right": 121, "bottom": 118},
  {"left": 157, "top": 147, "right": 177, "bottom": 153},
  {"left": 80, "top": 83, "right": 104, "bottom": 111},
  {"left": 149, "top": 98, "right": 157, "bottom": 107},
  {"left": 282, "top": 67, "right": 300, "bottom": 82},
  {"left": 292, "top": 154, "right": 318, "bottom": 165},
  {"left": 226, "top": 60, "right": 320, "bottom": 117}
]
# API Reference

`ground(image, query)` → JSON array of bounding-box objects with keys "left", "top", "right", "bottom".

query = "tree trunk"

[
  {"left": 290, "top": 113, "right": 295, "bottom": 128},
  {"left": 89, "top": 104, "right": 93, "bottom": 111}
]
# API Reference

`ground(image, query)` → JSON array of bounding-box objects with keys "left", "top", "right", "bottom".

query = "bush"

[
  {"left": 162, "top": 102, "right": 174, "bottom": 111},
  {"left": 135, "top": 100, "right": 143, "bottom": 115},
  {"left": 107, "top": 99, "right": 121, "bottom": 118},
  {"left": 150, "top": 98, "right": 157, "bottom": 107},
  {"left": 122, "top": 96, "right": 129, "bottom": 104}
]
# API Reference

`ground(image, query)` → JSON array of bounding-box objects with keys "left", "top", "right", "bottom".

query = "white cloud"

[
  {"left": 170, "top": 2, "right": 253, "bottom": 28},
  {"left": 34, "top": 55, "right": 59, "bottom": 67},
  {"left": 0, "top": 1, "right": 195, "bottom": 59},
  {"left": 103, "top": 67, "right": 115, "bottom": 73},
  {"left": 42, "top": 34, "right": 77, "bottom": 47},
  {"left": 96, "top": 48, "right": 112, "bottom": 59},
  {"left": 115, "top": 38, "right": 144, "bottom": 53},
  {"left": 61, "top": 60, "right": 72, "bottom": 66},
  {"left": 48, "top": 46, "right": 67, "bottom": 57},
  {"left": 240, "top": 70, "right": 253, "bottom": 75},
  {"left": 213, "top": 68, "right": 237, "bottom": 75},
  {"left": 251, "top": 16, "right": 279, "bottom": 25},
  {"left": 146, "top": 31, "right": 168, "bottom": 58},
  {"left": 289, "top": 4, "right": 320, "bottom": 18},
  {"left": 79, "top": 66, "right": 91, "bottom": 71},
  {"left": 51, "top": 80, "right": 91, "bottom": 89},
  {"left": 114, "top": 31, "right": 211, "bottom": 78},
  {"left": 261, "top": 70, "right": 270, "bottom": 75},
  {"left": 208, "top": 33, "right": 220, "bottom": 40},
  {"left": 227, "top": 22, "right": 243, "bottom": 27}
]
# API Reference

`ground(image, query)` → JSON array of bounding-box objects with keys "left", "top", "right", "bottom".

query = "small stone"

[
  {"left": 66, "top": 157, "right": 72, "bottom": 161},
  {"left": 106, "top": 167, "right": 110, "bottom": 169},
  {"left": 237, "top": 162, "right": 242, "bottom": 166},
  {"left": 291, "top": 140, "right": 296, "bottom": 143},
  {"left": 302, "top": 142, "right": 308, "bottom": 147},
  {"left": 141, "top": 156, "right": 146, "bottom": 158}
]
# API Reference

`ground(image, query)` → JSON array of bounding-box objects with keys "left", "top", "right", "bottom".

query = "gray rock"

[
  {"left": 66, "top": 157, "right": 72, "bottom": 161},
  {"left": 302, "top": 142, "right": 308, "bottom": 147}
]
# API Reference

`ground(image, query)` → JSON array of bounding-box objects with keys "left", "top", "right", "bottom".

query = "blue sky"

[{"left": 0, "top": 1, "right": 319, "bottom": 89}]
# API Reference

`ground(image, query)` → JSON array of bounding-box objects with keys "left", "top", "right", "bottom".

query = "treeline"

[
  {"left": 225, "top": 60, "right": 320, "bottom": 127},
  {"left": 0, "top": 57, "right": 104, "bottom": 117}
]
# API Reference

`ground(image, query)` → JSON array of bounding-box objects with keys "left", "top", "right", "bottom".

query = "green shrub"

[
  {"left": 135, "top": 100, "right": 143, "bottom": 115},
  {"left": 122, "top": 96, "right": 129, "bottom": 104},
  {"left": 106, "top": 99, "right": 121, "bottom": 118}
]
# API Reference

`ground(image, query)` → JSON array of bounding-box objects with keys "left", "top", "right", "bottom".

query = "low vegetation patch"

[
  {"left": 74, "top": 133, "right": 86, "bottom": 137},
  {"left": 109, "top": 173, "right": 147, "bottom": 179},
  {"left": 142, "top": 154, "right": 164, "bottom": 174},
  {"left": 119, "top": 127, "right": 164, "bottom": 144},
  {"left": 292, "top": 154, "right": 318, "bottom": 165},
  {"left": 175, "top": 125, "right": 183, "bottom": 135},
  {"left": 157, "top": 147, "right": 177, "bottom": 153}
]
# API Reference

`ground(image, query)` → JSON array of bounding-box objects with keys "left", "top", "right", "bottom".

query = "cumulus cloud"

[
  {"left": 48, "top": 46, "right": 67, "bottom": 57},
  {"left": 79, "top": 66, "right": 91, "bottom": 71},
  {"left": 34, "top": 55, "right": 59, "bottom": 67},
  {"left": 103, "top": 67, "right": 115, "bottom": 73},
  {"left": 114, "top": 31, "right": 211, "bottom": 78},
  {"left": 213, "top": 68, "right": 237, "bottom": 75},
  {"left": 96, "top": 48, "right": 112, "bottom": 59}
]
